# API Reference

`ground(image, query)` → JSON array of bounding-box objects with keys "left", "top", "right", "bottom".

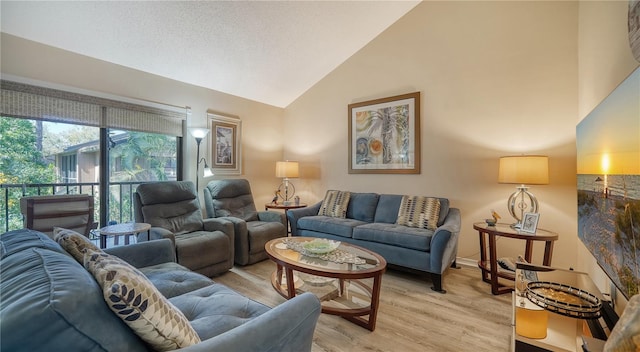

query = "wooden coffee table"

[{"left": 265, "top": 237, "right": 386, "bottom": 331}]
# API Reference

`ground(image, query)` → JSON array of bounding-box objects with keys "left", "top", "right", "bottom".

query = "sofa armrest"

[
  {"left": 286, "top": 202, "right": 322, "bottom": 236},
  {"left": 176, "top": 293, "right": 321, "bottom": 352},
  {"left": 104, "top": 238, "right": 176, "bottom": 268},
  {"left": 429, "top": 207, "right": 461, "bottom": 274},
  {"left": 136, "top": 226, "right": 176, "bottom": 246},
  {"left": 258, "top": 210, "right": 286, "bottom": 225},
  {"left": 202, "top": 217, "right": 234, "bottom": 238}
]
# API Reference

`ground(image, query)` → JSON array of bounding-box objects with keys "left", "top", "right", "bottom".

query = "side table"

[
  {"left": 473, "top": 222, "right": 558, "bottom": 295},
  {"left": 265, "top": 203, "right": 307, "bottom": 234},
  {"left": 98, "top": 222, "right": 151, "bottom": 249}
]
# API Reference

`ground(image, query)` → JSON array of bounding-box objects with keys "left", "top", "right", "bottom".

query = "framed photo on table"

[
  {"left": 348, "top": 92, "right": 420, "bottom": 174},
  {"left": 521, "top": 212, "right": 540, "bottom": 234},
  {"left": 207, "top": 112, "right": 242, "bottom": 175}
]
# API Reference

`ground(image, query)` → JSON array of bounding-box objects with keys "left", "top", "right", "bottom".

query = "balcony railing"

[{"left": 1, "top": 182, "right": 146, "bottom": 233}]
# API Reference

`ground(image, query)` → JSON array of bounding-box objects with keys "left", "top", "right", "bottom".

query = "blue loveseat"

[
  {"left": 287, "top": 192, "right": 461, "bottom": 292},
  {"left": 0, "top": 229, "right": 321, "bottom": 352}
]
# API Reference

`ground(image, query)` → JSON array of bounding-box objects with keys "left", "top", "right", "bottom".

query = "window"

[{"left": 0, "top": 80, "right": 185, "bottom": 232}]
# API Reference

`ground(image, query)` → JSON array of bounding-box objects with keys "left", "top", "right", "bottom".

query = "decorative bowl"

[
  {"left": 303, "top": 239, "right": 341, "bottom": 254},
  {"left": 485, "top": 219, "right": 497, "bottom": 226}
]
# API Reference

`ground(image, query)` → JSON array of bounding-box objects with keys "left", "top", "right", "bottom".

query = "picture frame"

[
  {"left": 207, "top": 112, "right": 242, "bottom": 175},
  {"left": 521, "top": 212, "right": 540, "bottom": 234},
  {"left": 348, "top": 92, "right": 420, "bottom": 174}
]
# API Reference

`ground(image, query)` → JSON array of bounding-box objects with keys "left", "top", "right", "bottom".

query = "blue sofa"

[
  {"left": 287, "top": 192, "right": 461, "bottom": 292},
  {"left": 0, "top": 229, "right": 321, "bottom": 352}
]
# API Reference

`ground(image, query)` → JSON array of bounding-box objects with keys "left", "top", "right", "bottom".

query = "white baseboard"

[{"left": 456, "top": 257, "right": 477, "bottom": 268}]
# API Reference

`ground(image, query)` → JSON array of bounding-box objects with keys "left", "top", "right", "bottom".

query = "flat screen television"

[{"left": 576, "top": 66, "right": 640, "bottom": 300}]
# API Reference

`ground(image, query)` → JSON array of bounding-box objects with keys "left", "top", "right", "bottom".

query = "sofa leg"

[
  {"left": 430, "top": 273, "right": 446, "bottom": 294},
  {"left": 451, "top": 260, "right": 461, "bottom": 269}
]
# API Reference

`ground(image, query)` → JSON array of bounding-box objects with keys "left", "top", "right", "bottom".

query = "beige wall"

[
  {"left": 284, "top": 1, "right": 580, "bottom": 269},
  {"left": 1, "top": 33, "right": 286, "bottom": 206},
  {"left": 577, "top": 1, "right": 639, "bottom": 307}
]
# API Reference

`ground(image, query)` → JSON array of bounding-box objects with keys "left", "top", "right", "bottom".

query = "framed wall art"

[
  {"left": 207, "top": 112, "right": 242, "bottom": 175},
  {"left": 348, "top": 92, "right": 420, "bottom": 174}
]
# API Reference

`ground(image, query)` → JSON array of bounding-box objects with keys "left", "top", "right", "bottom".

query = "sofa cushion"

[
  {"left": 396, "top": 196, "right": 441, "bottom": 230},
  {"left": 140, "top": 262, "right": 214, "bottom": 299},
  {"left": 353, "top": 223, "right": 434, "bottom": 251},
  {"left": 0, "top": 230, "right": 147, "bottom": 352},
  {"left": 84, "top": 249, "right": 201, "bottom": 351},
  {"left": 346, "top": 192, "right": 380, "bottom": 222},
  {"left": 297, "top": 216, "right": 367, "bottom": 238},
  {"left": 53, "top": 227, "right": 101, "bottom": 263},
  {"left": 318, "top": 190, "right": 351, "bottom": 218},
  {"left": 170, "top": 283, "right": 270, "bottom": 340}
]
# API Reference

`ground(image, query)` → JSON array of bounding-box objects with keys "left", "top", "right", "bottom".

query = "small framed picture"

[{"left": 521, "top": 213, "right": 540, "bottom": 234}]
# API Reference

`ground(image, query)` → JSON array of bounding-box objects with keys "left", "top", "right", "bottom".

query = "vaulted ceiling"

[{"left": 1, "top": 1, "right": 420, "bottom": 107}]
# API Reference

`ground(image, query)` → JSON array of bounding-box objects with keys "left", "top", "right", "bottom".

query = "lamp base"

[
  {"left": 277, "top": 180, "right": 296, "bottom": 204},
  {"left": 507, "top": 185, "right": 539, "bottom": 224}
]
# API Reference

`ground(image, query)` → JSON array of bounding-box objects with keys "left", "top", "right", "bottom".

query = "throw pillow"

[
  {"left": 84, "top": 249, "right": 201, "bottom": 351},
  {"left": 396, "top": 196, "right": 441, "bottom": 230},
  {"left": 318, "top": 190, "right": 351, "bottom": 218},
  {"left": 53, "top": 227, "right": 102, "bottom": 263}
]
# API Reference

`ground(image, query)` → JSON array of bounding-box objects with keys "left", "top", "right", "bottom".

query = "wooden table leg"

[
  {"left": 479, "top": 230, "right": 490, "bottom": 283},
  {"left": 285, "top": 267, "right": 296, "bottom": 298},
  {"left": 543, "top": 241, "right": 554, "bottom": 266},
  {"left": 488, "top": 233, "right": 499, "bottom": 294},
  {"left": 524, "top": 240, "right": 533, "bottom": 263},
  {"left": 367, "top": 273, "right": 382, "bottom": 331}
]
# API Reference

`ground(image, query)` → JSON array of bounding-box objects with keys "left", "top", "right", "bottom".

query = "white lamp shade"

[
  {"left": 498, "top": 156, "right": 549, "bottom": 185},
  {"left": 203, "top": 167, "right": 214, "bottom": 178},
  {"left": 189, "top": 128, "right": 209, "bottom": 139},
  {"left": 275, "top": 161, "right": 299, "bottom": 178}
]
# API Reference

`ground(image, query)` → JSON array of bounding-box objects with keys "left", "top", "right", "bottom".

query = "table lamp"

[
  {"left": 275, "top": 161, "right": 299, "bottom": 205},
  {"left": 498, "top": 155, "right": 549, "bottom": 229}
]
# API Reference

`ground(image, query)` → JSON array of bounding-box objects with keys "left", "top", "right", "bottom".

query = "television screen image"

[{"left": 576, "top": 67, "right": 640, "bottom": 300}]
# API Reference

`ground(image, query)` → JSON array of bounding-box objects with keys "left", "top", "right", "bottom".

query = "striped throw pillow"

[
  {"left": 318, "top": 190, "right": 351, "bottom": 218},
  {"left": 396, "top": 196, "right": 441, "bottom": 230}
]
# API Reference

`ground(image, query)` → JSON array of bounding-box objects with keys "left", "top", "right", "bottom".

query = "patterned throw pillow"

[
  {"left": 54, "top": 227, "right": 102, "bottom": 263},
  {"left": 396, "top": 196, "right": 441, "bottom": 230},
  {"left": 318, "top": 190, "right": 351, "bottom": 218},
  {"left": 84, "top": 249, "right": 201, "bottom": 351}
]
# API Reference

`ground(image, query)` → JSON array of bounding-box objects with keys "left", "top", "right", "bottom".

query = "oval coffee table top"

[{"left": 265, "top": 237, "right": 386, "bottom": 277}]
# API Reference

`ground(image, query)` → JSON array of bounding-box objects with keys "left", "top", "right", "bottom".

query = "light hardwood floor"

[{"left": 214, "top": 260, "right": 513, "bottom": 352}]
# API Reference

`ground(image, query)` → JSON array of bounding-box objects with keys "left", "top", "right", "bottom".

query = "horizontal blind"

[{"left": 1, "top": 80, "right": 185, "bottom": 136}]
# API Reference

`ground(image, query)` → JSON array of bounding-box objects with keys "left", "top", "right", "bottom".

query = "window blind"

[{"left": 0, "top": 80, "right": 185, "bottom": 137}]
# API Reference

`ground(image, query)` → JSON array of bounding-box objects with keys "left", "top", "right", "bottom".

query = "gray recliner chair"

[
  {"left": 204, "top": 179, "right": 287, "bottom": 265},
  {"left": 133, "top": 181, "right": 234, "bottom": 277}
]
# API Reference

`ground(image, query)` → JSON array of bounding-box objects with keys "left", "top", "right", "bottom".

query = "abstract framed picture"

[
  {"left": 348, "top": 92, "right": 420, "bottom": 174},
  {"left": 207, "top": 112, "right": 242, "bottom": 175},
  {"left": 576, "top": 66, "right": 639, "bottom": 299}
]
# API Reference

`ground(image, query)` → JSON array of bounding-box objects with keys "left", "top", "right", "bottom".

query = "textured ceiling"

[{"left": 1, "top": 1, "right": 420, "bottom": 107}]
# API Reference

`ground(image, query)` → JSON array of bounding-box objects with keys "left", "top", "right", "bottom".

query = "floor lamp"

[
  {"left": 498, "top": 155, "right": 549, "bottom": 229},
  {"left": 190, "top": 128, "right": 214, "bottom": 191}
]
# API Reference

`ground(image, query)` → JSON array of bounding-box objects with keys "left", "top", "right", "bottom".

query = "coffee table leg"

[{"left": 285, "top": 267, "right": 296, "bottom": 298}]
